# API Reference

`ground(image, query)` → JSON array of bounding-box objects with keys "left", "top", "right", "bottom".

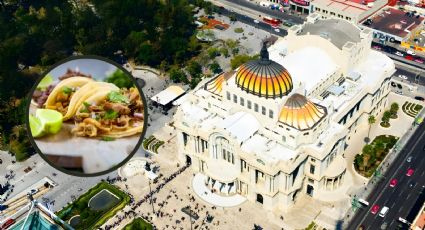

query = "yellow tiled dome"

[
  {"left": 235, "top": 43, "right": 293, "bottom": 98},
  {"left": 279, "top": 93, "right": 326, "bottom": 130}
]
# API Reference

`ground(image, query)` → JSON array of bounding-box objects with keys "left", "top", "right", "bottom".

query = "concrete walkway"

[{"left": 192, "top": 173, "right": 246, "bottom": 208}]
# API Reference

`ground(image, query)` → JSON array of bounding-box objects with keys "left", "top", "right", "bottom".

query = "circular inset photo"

[{"left": 26, "top": 56, "right": 147, "bottom": 176}]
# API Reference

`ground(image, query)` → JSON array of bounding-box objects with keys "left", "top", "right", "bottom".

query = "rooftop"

[
  {"left": 151, "top": 85, "right": 186, "bottom": 106},
  {"left": 363, "top": 7, "right": 425, "bottom": 39},
  {"left": 273, "top": 46, "right": 338, "bottom": 93},
  {"left": 299, "top": 19, "right": 362, "bottom": 49}
]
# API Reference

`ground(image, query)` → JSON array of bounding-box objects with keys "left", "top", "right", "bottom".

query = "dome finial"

[{"left": 260, "top": 41, "right": 270, "bottom": 64}]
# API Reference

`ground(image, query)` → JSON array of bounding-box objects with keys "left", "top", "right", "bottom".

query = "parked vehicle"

[
  {"left": 406, "top": 50, "right": 416, "bottom": 55},
  {"left": 398, "top": 75, "right": 408, "bottom": 80},
  {"left": 405, "top": 55, "right": 414, "bottom": 61},
  {"left": 407, "top": 156, "right": 413, "bottom": 162},
  {"left": 395, "top": 51, "right": 404, "bottom": 56},
  {"left": 414, "top": 96, "right": 424, "bottom": 101},
  {"left": 414, "top": 58, "right": 424, "bottom": 64}
]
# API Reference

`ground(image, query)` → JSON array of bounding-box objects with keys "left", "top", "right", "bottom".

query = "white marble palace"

[{"left": 173, "top": 14, "right": 396, "bottom": 211}]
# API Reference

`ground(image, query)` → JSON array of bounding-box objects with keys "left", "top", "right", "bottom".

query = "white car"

[
  {"left": 395, "top": 51, "right": 404, "bottom": 57},
  {"left": 274, "top": 28, "right": 280, "bottom": 33},
  {"left": 398, "top": 75, "right": 408, "bottom": 80},
  {"left": 253, "top": 19, "right": 259, "bottom": 24},
  {"left": 29, "top": 188, "right": 38, "bottom": 195},
  {"left": 406, "top": 50, "right": 416, "bottom": 56}
]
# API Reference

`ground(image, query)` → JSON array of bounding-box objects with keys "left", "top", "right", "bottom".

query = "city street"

[{"left": 347, "top": 122, "right": 425, "bottom": 230}]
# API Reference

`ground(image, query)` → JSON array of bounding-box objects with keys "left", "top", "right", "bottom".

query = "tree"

[
  {"left": 187, "top": 61, "right": 202, "bottom": 78},
  {"left": 390, "top": 102, "right": 399, "bottom": 118},
  {"left": 209, "top": 61, "right": 222, "bottom": 74},
  {"left": 169, "top": 66, "right": 188, "bottom": 83},
  {"left": 382, "top": 111, "right": 391, "bottom": 126},
  {"left": 207, "top": 47, "right": 219, "bottom": 59},
  {"left": 219, "top": 47, "right": 229, "bottom": 58},
  {"left": 375, "top": 141, "right": 385, "bottom": 158},
  {"left": 354, "top": 154, "right": 364, "bottom": 171},
  {"left": 105, "top": 69, "right": 134, "bottom": 88},
  {"left": 367, "top": 115, "right": 376, "bottom": 139},
  {"left": 362, "top": 144, "right": 373, "bottom": 156},
  {"left": 230, "top": 54, "right": 257, "bottom": 69}
]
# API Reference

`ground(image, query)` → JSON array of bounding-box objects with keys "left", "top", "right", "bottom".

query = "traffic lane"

[
  {"left": 387, "top": 160, "right": 425, "bottom": 229},
  {"left": 223, "top": 0, "right": 304, "bottom": 24},
  {"left": 367, "top": 133, "right": 425, "bottom": 229},
  {"left": 365, "top": 160, "right": 421, "bottom": 229},
  {"left": 348, "top": 123, "right": 425, "bottom": 230},
  {"left": 217, "top": 8, "right": 287, "bottom": 36}
]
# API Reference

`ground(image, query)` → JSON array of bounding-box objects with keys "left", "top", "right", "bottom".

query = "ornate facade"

[{"left": 173, "top": 15, "right": 395, "bottom": 211}]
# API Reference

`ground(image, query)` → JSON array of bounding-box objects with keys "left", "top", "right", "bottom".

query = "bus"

[
  {"left": 291, "top": 0, "right": 310, "bottom": 6},
  {"left": 263, "top": 16, "right": 282, "bottom": 26}
]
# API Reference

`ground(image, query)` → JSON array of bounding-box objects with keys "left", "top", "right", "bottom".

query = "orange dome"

[
  {"left": 235, "top": 43, "right": 293, "bottom": 99},
  {"left": 279, "top": 94, "right": 326, "bottom": 130}
]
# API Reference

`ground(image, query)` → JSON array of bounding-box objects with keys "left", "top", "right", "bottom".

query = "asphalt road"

[
  {"left": 216, "top": 6, "right": 288, "bottom": 36},
  {"left": 347, "top": 122, "right": 425, "bottom": 230},
  {"left": 219, "top": 0, "right": 304, "bottom": 24}
]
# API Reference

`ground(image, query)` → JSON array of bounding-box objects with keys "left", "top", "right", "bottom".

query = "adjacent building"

[
  {"left": 173, "top": 15, "right": 395, "bottom": 212},
  {"left": 287, "top": 0, "right": 387, "bottom": 22}
]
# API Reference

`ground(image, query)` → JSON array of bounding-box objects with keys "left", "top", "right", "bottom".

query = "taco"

[
  {"left": 64, "top": 82, "right": 119, "bottom": 120},
  {"left": 72, "top": 87, "right": 144, "bottom": 138},
  {"left": 45, "top": 77, "right": 94, "bottom": 120}
]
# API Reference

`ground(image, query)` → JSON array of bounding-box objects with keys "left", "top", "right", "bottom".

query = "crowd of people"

[{"left": 101, "top": 164, "right": 190, "bottom": 229}]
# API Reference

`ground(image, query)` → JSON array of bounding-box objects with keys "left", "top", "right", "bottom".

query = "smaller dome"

[{"left": 279, "top": 93, "right": 326, "bottom": 130}]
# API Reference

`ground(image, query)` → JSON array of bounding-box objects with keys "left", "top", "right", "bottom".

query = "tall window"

[
  {"left": 262, "top": 106, "right": 266, "bottom": 115},
  {"left": 254, "top": 103, "right": 259, "bottom": 112},
  {"left": 240, "top": 98, "right": 245, "bottom": 106},
  {"left": 226, "top": 92, "right": 230, "bottom": 100},
  {"left": 233, "top": 94, "right": 237, "bottom": 103},
  {"left": 247, "top": 100, "right": 252, "bottom": 109},
  {"left": 310, "top": 165, "right": 315, "bottom": 174},
  {"left": 269, "top": 110, "right": 273, "bottom": 118}
]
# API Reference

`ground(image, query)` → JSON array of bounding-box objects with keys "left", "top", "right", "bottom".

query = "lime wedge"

[
  {"left": 37, "top": 74, "right": 54, "bottom": 90},
  {"left": 35, "top": 109, "right": 63, "bottom": 134},
  {"left": 29, "top": 114, "right": 45, "bottom": 138}
]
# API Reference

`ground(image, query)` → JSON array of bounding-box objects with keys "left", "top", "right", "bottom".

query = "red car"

[
  {"left": 405, "top": 55, "right": 414, "bottom": 61},
  {"left": 390, "top": 179, "right": 398, "bottom": 187},
  {"left": 371, "top": 204, "right": 380, "bottom": 214},
  {"left": 406, "top": 168, "right": 414, "bottom": 176}
]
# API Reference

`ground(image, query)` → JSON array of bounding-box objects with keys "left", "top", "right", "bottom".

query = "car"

[
  {"left": 358, "top": 225, "right": 365, "bottom": 230},
  {"left": 409, "top": 181, "right": 416, "bottom": 188},
  {"left": 414, "top": 58, "right": 424, "bottom": 64},
  {"left": 407, "top": 156, "right": 413, "bottom": 162},
  {"left": 406, "top": 168, "right": 414, "bottom": 176},
  {"left": 372, "top": 45, "right": 382, "bottom": 50},
  {"left": 398, "top": 217, "right": 409, "bottom": 224},
  {"left": 371, "top": 204, "right": 380, "bottom": 214},
  {"left": 390, "top": 178, "right": 398, "bottom": 187},
  {"left": 395, "top": 91, "right": 403, "bottom": 95},
  {"left": 398, "top": 75, "right": 408, "bottom": 80},
  {"left": 381, "top": 222, "right": 388, "bottom": 229},
  {"left": 254, "top": 19, "right": 259, "bottom": 23},
  {"left": 405, "top": 55, "right": 414, "bottom": 61},
  {"left": 29, "top": 188, "right": 38, "bottom": 195},
  {"left": 274, "top": 28, "right": 280, "bottom": 32},
  {"left": 414, "top": 96, "right": 424, "bottom": 101},
  {"left": 207, "top": 15, "right": 215, "bottom": 19},
  {"left": 407, "top": 50, "right": 416, "bottom": 55},
  {"left": 395, "top": 51, "right": 404, "bottom": 56}
]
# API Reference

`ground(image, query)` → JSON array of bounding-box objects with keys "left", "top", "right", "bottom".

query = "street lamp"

[{"left": 148, "top": 180, "right": 155, "bottom": 215}]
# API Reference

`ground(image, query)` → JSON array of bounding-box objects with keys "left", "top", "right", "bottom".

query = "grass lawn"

[
  {"left": 123, "top": 218, "right": 153, "bottom": 230},
  {"left": 354, "top": 135, "right": 398, "bottom": 178},
  {"left": 56, "top": 181, "right": 130, "bottom": 230}
]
